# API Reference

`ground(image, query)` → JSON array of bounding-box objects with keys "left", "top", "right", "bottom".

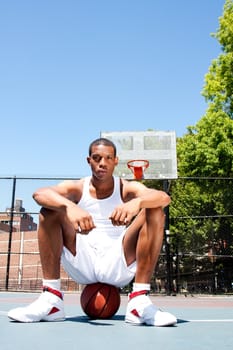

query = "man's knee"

[
  {"left": 39, "top": 207, "right": 61, "bottom": 224},
  {"left": 145, "top": 207, "right": 165, "bottom": 228}
]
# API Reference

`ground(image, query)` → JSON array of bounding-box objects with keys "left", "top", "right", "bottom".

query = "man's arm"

[
  {"left": 33, "top": 180, "right": 95, "bottom": 233},
  {"left": 109, "top": 179, "right": 170, "bottom": 225},
  {"left": 32, "top": 180, "right": 80, "bottom": 212}
]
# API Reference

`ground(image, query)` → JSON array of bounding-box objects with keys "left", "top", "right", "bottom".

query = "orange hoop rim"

[
  {"left": 127, "top": 159, "right": 149, "bottom": 180},
  {"left": 127, "top": 159, "right": 149, "bottom": 169}
]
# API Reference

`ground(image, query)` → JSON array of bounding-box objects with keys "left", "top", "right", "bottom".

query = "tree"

[
  {"left": 202, "top": 0, "right": 233, "bottom": 118},
  {"left": 167, "top": 0, "right": 233, "bottom": 292},
  {"left": 177, "top": 110, "right": 233, "bottom": 177}
]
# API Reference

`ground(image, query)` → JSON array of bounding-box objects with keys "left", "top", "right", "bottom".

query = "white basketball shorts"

[{"left": 61, "top": 231, "right": 136, "bottom": 288}]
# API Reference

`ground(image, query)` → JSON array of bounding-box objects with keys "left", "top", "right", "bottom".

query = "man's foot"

[
  {"left": 8, "top": 287, "right": 65, "bottom": 323},
  {"left": 125, "top": 290, "right": 177, "bottom": 327}
]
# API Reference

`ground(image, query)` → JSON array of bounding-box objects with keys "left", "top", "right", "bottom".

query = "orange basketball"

[{"left": 80, "top": 282, "right": 121, "bottom": 319}]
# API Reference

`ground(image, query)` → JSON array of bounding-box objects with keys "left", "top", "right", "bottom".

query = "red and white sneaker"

[
  {"left": 8, "top": 287, "right": 65, "bottom": 323},
  {"left": 125, "top": 290, "right": 177, "bottom": 327}
]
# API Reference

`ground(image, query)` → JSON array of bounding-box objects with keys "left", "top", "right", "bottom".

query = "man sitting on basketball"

[{"left": 8, "top": 138, "right": 177, "bottom": 326}]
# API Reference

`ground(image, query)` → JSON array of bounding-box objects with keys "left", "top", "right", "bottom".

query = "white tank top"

[{"left": 78, "top": 176, "right": 126, "bottom": 249}]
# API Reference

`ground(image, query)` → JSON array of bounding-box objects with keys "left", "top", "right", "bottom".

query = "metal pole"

[
  {"left": 5, "top": 176, "right": 16, "bottom": 290},
  {"left": 163, "top": 179, "right": 173, "bottom": 295},
  {"left": 18, "top": 231, "right": 24, "bottom": 288},
  {"left": 175, "top": 233, "right": 180, "bottom": 293}
]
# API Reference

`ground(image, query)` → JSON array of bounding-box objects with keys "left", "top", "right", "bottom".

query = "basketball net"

[{"left": 127, "top": 160, "right": 149, "bottom": 180}]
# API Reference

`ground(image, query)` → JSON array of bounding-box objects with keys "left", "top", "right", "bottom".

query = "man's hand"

[
  {"left": 109, "top": 198, "right": 141, "bottom": 226},
  {"left": 66, "top": 204, "right": 96, "bottom": 234}
]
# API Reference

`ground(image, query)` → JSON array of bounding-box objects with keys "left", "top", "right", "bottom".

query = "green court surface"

[{"left": 1, "top": 292, "right": 233, "bottom": 350}]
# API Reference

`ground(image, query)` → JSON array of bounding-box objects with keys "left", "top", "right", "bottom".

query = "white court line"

[
  {"left": 187, "top": 319, "right": 233, "bottom": 323},
  {"left": 1, "top": 311, "right": 233, "bottom": 323}
]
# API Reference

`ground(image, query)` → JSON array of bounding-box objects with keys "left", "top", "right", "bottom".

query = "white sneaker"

[
  {"left": 8, "top": 287, "right": 65, "bottom": 323},
  {"left": 125, "top": 291, "right": 177, "bottom": 327}
]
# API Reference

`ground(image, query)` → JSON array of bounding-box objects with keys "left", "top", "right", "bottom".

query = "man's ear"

[
  {"left": 87, "top": 157, "right": 91, "bottom": 164},
  {"left": 115, "top": 156, "right": 119, "bottom": 166}
]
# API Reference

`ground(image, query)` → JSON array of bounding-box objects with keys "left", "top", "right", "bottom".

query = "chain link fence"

[{"left": 0, "top": 176, "right": 232, "bottom": 294}]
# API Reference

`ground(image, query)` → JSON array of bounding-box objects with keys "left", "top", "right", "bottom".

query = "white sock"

[
  {"left": 133, "top": 283, "right": 150, "bottom": 292},
  {"left": 43, "top": 279, "right": 61, "bottom": 291}
]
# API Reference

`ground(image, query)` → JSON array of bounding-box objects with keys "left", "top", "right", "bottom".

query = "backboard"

[{"left": 100, "top": 130, "right": 178, "bottom": 180}]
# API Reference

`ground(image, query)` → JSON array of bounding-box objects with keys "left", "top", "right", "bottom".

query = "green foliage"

[
  {"left": 214, "top": 0, "right": 233, "bottom": 53},
  {"left": 202, "top": 0, "right": 233, "bottom": 118},
  {"left": 177, "top": 110, "right": 233, "bottom": 177},
  {"left": 166, "top": 1, "right": 233, "bottom": 276},
  {"left": 146, "top": 3, "right": 233, "bottom": 291}
]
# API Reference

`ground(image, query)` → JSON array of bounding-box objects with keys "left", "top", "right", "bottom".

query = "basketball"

[{"left": 80, "top": 282, "right": 121, "bottom": 319}]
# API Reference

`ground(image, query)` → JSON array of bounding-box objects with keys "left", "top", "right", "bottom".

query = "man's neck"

[{"left": 89, "top": 176, "right": 114, "bottom": 199}]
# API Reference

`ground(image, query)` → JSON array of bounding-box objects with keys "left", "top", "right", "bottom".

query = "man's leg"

[
  {"left": 38, "top": 208, "right": 76, "bottom": 279},
  {"left": 38, "top": 208, "right": 64, "bottom": 280},
  {"left": 123, "top": 207, "right": 177, "bottom": 326},
  {"left": 7, "top": 209, "right": 74, "bottom": 323},
  {"left": 123, "top": 207, "right": 164, "bottom": 281},
  {"left": 135, "top": 207, "right": 164, "bottom": 283}
]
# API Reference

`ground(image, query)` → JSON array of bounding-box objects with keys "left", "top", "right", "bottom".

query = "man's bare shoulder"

[
  {"left": 57, "top": 178, "right": 85, "bottom": 189},
  {"left": 55, "top": 178, "right": 86, "bottom": 202},
  {"left": 120, "top": 178, "right": 148, "bottom": 200},
  {"left": 121, "top": 178, "right": 147, "bottom": 190}
]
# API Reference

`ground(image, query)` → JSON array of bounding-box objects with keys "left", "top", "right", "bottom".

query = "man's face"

[{"left": 87, "top": 144, "right": 118, "bottom": 180}]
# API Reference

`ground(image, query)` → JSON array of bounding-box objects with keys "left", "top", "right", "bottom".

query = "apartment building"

[
  {"left": 0, "top": 199, "right": 37, "bottom": 233},
  {"left": 0, "top": 199, "right": 80, "bottom": 291}
]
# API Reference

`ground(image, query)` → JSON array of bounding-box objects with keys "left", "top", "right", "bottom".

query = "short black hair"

[{"left": 88, "top": 138, "right": 117, "bottom": 157}]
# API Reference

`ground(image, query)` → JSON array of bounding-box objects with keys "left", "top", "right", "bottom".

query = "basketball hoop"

[{"left": 127, "top": 160, "right": 149, "bottom": 180}]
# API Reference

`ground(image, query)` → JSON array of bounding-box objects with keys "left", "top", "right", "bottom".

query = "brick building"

[
  {"left": 0, "top": 199, "right": 81, "bottom": 291},
  {"left": 0, "top": 230, "right": 80, "bottom": 291},
  {"left": 0, "top": 199, "right": 37, "bottom": 233}
]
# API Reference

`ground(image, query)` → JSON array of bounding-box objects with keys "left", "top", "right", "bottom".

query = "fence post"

[
  {"left": 5, "top": 176, "right": 16, "bottom": 290},
  {"left": 163, "top": 179, "right": 173, "bottom": 295}
]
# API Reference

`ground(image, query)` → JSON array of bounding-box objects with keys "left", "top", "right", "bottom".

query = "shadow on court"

[{"left": 1, "top": 292, "right": 233, "bottom": 350}]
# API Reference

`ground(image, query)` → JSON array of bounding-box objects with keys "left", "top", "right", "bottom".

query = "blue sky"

[
  {"left": 0, "top": 0, "right": 227, "bottom": 178},
  {"left": 0, "top": 0, "right": 227, "bottom": 212}
]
